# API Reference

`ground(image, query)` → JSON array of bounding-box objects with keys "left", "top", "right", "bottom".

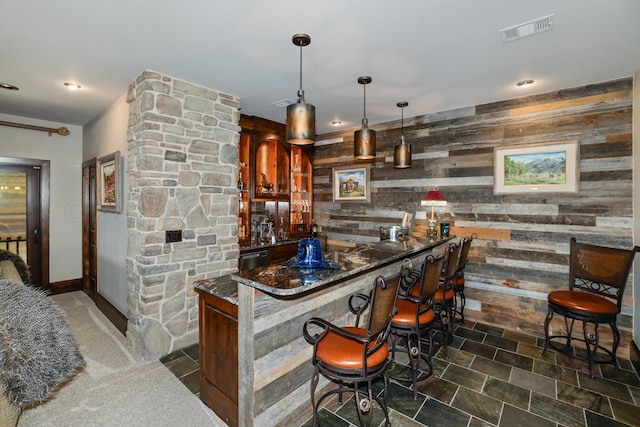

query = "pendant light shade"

[
  {"left": 354, "top": 76, "right": 376, "bottom": 159},
  {"left": 286, "top": 34, "right": 316, "bottom": 145},
  {"left": 393, "top": 102, "right": 412, "bottom": 169}
]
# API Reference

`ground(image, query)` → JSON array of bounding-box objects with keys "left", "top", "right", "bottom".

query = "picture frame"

[
  {"left": 97, "top": 151, "right": 122, "bottom": 213},
  {"left": 401, "top": 211, "right": 415, "bottom": 235},
  {"left": 332, "top": 165, "right": 370, "bottom": 202},
  {"left": 494, "top": 141, "right": 579, "bottom": 194}
]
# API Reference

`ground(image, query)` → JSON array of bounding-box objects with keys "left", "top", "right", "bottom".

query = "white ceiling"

[{"left": 1, "top": 0, "right": 639, "bottom": 135}]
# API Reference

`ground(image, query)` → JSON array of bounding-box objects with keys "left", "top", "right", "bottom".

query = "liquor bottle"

[
  {"left": 238, "top": 193, "right": 244, "bottom": 213},
  {"left": 238, "top": 217, "right": 245, "bottom": 239},
  {"left": 311, "top": 219, "right": 318, "bottom": 238},
  {"left": 237, "top": 171, "right": 244, "bottom": 190}
]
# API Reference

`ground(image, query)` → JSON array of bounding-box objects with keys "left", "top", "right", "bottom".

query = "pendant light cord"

[
  {"left": 298, "top": 42, "right": 304, "bottom": 101},
  {"left": 363, "top": 84, "right": 367, "bottom": 121},
  {"left": 400, "top": 103, "right": 405, "bottom": 142},
  {"left": 359, "top": 77, "right": 371, "bottom": 127}
]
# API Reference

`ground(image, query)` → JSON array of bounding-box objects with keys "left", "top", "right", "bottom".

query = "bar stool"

[
  {"left": 389, "top": 254, "right": 445, "bottom": 399},
  {"left": 303, "top": 275, "right": 400, "bottom": 427},
  {"left": 452, "top": 235, "right": 474, "bottom": 324},
  {"left": 434, "top": 242, "right": 461, "bottom": 357},
  {"left": 543, "top": 238, "right": 638, "bottom": 378}
]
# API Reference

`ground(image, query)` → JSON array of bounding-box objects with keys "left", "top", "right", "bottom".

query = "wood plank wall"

[{"left": 312, "top": 78, "right": 634, "bottom": 353}]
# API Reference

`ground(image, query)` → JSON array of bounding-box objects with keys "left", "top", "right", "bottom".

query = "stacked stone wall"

[{"left": 126, "top": 70, "right": 241, "bottom": 359}]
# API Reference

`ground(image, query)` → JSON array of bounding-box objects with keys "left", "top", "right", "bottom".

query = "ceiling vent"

[
  {"left": 272, "top": 99, "right": 294, "bottom": 108},
  {"left": 500, "top": 14, "right": 555, "bottom": 43}
]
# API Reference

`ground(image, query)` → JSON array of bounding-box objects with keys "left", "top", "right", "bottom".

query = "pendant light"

[
  {"left": 286, "top": 33, "right": 316, "bottom": 145},
  {"left": 354, "top": 76, "right": 376, "bottom": 159},
  {"left": 393, "top": 102, "right": 412, "bottom": 168}
]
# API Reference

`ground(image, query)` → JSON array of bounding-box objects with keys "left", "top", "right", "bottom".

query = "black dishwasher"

[{"left": 239, "top": 250, "right": 269, "bottom": 271}]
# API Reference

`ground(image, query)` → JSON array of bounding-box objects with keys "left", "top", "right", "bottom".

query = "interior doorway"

[
  {"left": 82, "top": 158, "right": 97, "bottom": 299},
  {"left": 0, "top": 156, "right": 50, "bottom": 289}
]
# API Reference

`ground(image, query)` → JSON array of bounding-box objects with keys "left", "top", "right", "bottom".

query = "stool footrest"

[{"left": 545, "top": 334, "right": 616, "bottom": 365}]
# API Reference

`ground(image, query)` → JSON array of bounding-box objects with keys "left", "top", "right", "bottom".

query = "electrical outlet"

[{"left": 165, "top": 230, "right": 182, "bottom": 243}]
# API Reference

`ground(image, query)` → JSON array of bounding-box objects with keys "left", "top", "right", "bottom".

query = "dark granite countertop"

[
  {"left": 193, "top": 274, "right": 238, "bottom": 305},
  {"left": 231, "top": 236, "right": 451, "bottom": 297},
  {"left": 239, "top": 237, "right": 311, "bottom": 252}
]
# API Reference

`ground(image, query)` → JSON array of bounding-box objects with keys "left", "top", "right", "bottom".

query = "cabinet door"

[
  {"left": 250, "top": 200, "right": 290, "bottom": 244},
  {"left": 290, "top": 146, "right": 313, "bottom": 235},
  {"left": 199, "top": 294, "right": 238, "bottom": 426},
  {"left": 237, "top": 133, "right": 250, "bottom": 242}
]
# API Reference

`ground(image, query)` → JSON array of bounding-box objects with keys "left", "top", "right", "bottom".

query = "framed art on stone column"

[{"left": 97, "top": 151, "right": 122, "bottom": 213}]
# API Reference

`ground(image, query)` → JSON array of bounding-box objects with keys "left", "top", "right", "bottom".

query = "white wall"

[
  {"left": 83, "top": 93, "right": 129, "bottom": 315},
  {"left": 0, "top": 113, "right": 83, "bottom": 283}
]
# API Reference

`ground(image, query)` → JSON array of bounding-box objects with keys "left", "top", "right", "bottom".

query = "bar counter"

[
  {"left": 195, "top": 236, "right": 451, "bottom": 427},
  {"left": 233, "top": 236, "right": 450, "bottom": 297}
]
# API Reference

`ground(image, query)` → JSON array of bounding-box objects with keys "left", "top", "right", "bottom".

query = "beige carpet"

[{"left": 17, "top": 291, "right": 227, "bottom": 426}]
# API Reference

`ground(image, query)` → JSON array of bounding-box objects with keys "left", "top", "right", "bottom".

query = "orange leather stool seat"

[
  {"left": 392, "top": 299, "right": 436, "bottom": 326},
  {"left": 316, "top": 326, "right": 388, "bottom": 369},
  {"left": 548, "top": 290, "right": 617, "bottom": 315}
]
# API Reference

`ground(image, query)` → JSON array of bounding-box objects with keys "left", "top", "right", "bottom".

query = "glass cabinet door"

[
  {"left": 250, "top": 200, "right": 289, "bottom": 245},
  {"left": 237, "top": 132, "right": 251, "bottom": 242},
  {"left": 289, "top": 146, "right": 312, "bottom": 236}
]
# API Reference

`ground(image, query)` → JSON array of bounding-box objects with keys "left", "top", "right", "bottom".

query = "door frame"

[{"left": 0, "top": 155, "right": 50, "bottom": 289}]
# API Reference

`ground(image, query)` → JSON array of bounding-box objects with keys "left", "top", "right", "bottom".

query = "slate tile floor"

[{"left": 161, "top": 321, "right": 640, "bottom": 427}]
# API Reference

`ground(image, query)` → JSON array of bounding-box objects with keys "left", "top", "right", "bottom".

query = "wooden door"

[{"left": 82, "top": 159, "right": 98, "bottom": 298}]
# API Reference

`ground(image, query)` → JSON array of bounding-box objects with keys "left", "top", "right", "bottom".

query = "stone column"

[{"left": 126, "top": 70, "right": 241, "bottom": 359}]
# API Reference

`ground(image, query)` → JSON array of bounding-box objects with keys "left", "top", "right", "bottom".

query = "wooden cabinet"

[
  {"left": 198, "top": 289, "right": 238, "bottom": 427},
  {"left": 268, "top": 241, "right": 299, "bottom": 265},
  {"left": 238, "top": 115, "right": 314, "bottom": 243},
  {"left": 254, "top": 138, "right": 289, "bottom": 198}
]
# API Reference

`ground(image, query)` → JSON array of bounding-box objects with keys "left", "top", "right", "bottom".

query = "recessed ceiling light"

[
  {"left": 516, "top": 79, "right": 534, "bottom": 87},
  {"left": 0, "top": 82, "right": 19, "bottom": 91},
  {"left": 331, "top": 120, "right": 342, "bottom": 126},
  {"left": 64, "top": 82, "right": 82, "bottom": 90}
]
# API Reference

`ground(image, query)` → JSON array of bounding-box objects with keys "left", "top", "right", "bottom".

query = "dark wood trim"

[
  {"left": 40, "top": 160, "right": 50, "bottom": 290},
  {"left": 49, "top": 278, "right": 82, "bottom": 294},
  {"left": 631, "top": 339, "right": 640, "bottom": 364},
  {"left": 95, "top": 292, "right": 128, "bottom": 336}
]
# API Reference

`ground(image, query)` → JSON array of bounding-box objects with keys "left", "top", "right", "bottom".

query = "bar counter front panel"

[{"left": 195, "top": 236, "right": 451, "bottom": 427}]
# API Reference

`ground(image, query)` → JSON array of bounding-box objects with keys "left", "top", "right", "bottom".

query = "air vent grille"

[
  {"left": 500, "top": 14, "right": 555, "bottom": 43},
  {"left": 272, "top": 99, "right": 294, "bottom": 108}
]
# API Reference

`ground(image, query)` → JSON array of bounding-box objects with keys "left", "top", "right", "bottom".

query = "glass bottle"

[
  {"left": 238, "top": 217, "right": 245, "bottom": 239},
  {"left": 237, "top": 170, "right": 244, "bottom": 190},
  {"left": 238, "top": 193, "right": 244, "bottom": 212},
  {"left": 311, "top": 219, "right": 318, "bottom": 238},
  {"left": 278, "top": 217, "right": 288, "bottom": 241},
  {"left": 292, "top": 154, "right": 301, "bottom": 172}
]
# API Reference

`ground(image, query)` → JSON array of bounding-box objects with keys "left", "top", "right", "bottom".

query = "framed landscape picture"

[
  {"left": 494, "top": 141, "right": 579, "bottom": 194},
  {"left": 332, "top": 165, "right": 370, "bottom": 202},
  {"left": 97, "top": 151, "right": 122, "bottom": 213}
]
